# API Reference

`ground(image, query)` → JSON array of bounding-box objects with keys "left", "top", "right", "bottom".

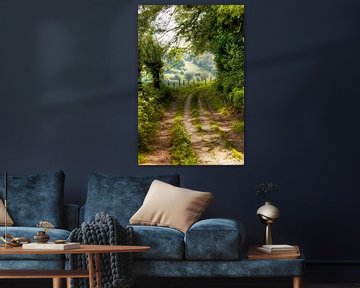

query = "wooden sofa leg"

[
  {"left": 53, "top": 278, "right": 62, "bottom": 288},
  {"left": 293, "top": 276, "right": 302, "bottom": 288},
  {"left": 67, "top": 277, "right": 72, "bottom": 288}
]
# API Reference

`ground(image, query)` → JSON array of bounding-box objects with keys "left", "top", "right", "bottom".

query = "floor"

[{"left": 1, "top": 280, "right": 360, "bottom": 288}]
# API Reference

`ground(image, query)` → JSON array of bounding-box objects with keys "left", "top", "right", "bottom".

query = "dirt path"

[
  {"left": 140, "top": 98, "right": 179, "bottom": 165},
  {"left": 183, "top": 94, "right": 243, "bottom": 165},
  {"left": 141, "top": 91, "right": 244, "bottom": 165}
]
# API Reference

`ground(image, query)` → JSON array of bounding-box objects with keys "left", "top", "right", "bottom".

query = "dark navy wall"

[{"left": 1, "top": 0, "right": 360, "bottom": 262}]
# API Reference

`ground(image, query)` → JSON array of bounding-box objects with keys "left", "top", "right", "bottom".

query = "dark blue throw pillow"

[
  {"left": 84, "top": 173, "right": 180, "bottom": 225},
  {"left": 0, "top": 170, "right": 65, "bottom": 227}
]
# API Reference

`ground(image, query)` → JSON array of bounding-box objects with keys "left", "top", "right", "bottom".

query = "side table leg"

[
  {"left": 53, "top": 278, "right": 62, "bottom": 288},
  {"left": 88, "top": 253, "right": 95, "bottom": 288},
  {"left": 293, "top": 276, "right": 302, "bottom": 288},
  {"left": 95, "top": 253, "right": 102, "bottom": 288}
]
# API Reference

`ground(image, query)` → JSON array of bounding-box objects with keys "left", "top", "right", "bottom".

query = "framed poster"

[{"left": 138, "top": 5, "right": 244, "bottom": 165}]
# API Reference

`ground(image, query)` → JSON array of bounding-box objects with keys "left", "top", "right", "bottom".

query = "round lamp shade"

[{"left": 256, "top": 201, "right": 280, "bottom": 222}]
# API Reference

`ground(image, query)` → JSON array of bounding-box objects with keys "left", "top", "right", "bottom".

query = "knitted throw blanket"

[{"left": 68, "top": 212, "right": 134, "bottom": 288}]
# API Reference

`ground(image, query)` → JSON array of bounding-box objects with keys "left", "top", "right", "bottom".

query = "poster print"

[{"left": 138, "top": 5, "right": 244, "bottom": 165}]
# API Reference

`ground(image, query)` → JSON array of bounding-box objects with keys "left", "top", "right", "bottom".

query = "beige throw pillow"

[
  {"left": 130, "top": 180, "right": 213, "bottom": 233},
  {"left": 0, "top": 199, "right": 14, "bottom": 226}
]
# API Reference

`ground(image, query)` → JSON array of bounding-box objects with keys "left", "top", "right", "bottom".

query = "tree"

[
  {"left": 199, "top": 72, "right": 208, "bottom": 82},
  {"left": 172, "top": 5, "right": 245, "bottom": 111},
  {"left": 172, "top": 74, "right": 181, "bottom": 86},
  {"left": 184, "top": 71, "right": 194, "bottom": 83},
  {"left": 141, "top": 34, "right": 164, "bottom": 89},
  {"left": 138, "top": 5, "right": 167, "bottom": 89}
]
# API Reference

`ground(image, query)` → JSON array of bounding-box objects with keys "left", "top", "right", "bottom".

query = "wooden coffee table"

[{"left": 0, "top": 244, "right": 150, "bottom": 288}]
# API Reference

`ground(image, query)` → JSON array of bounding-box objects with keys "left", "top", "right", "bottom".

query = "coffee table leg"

[
  {"left": 95, "top": 253, "right": 102, "bottom": 288},
  {"left": 88, "top": 253, "right": 95, "bottom": 288},
  {"left": 66, "top": 277, "right": 72, "bottom": 288},
  {"left": 52, "top": 278, "right": 62, "bottom": 288},
  {"left": 293, "top": 276, "right": 302, "bottom": 288}
]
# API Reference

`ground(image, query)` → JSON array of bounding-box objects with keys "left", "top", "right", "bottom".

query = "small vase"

[{"left": 33, "top": 231, "right": 50, "bottom": 243}]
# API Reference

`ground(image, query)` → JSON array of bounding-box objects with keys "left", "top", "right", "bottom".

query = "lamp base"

[{"left": 265, "top": 223, "right": 272, "bottom": 245}]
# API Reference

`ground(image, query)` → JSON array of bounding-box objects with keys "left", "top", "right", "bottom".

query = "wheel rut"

[{"left": 183, "top": 94, "right": 243, "bottom": 165}]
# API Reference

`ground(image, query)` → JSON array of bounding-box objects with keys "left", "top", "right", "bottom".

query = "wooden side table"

[
  {"left": 0, "top": 244, "right": 150, "bottom": 288},
  {"left": 247, "top": 245, "right": 303, "bottom": 288}
]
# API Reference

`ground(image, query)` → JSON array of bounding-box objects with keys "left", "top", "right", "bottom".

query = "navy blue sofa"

[
  {"left": 0, "top": 171, "right": 303, "bottom": 287},
  {"left": 80, "top": 173, "right": 304, "bottom": 283}
]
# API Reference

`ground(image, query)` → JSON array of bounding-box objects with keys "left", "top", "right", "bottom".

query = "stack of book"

[
  {"left": 248, "top": 244, "right": 300, "bottom": 259},
  {"left": 257, "top": 244, "right": 299, "bottom": 254},
  {"left": 22, "top": 242, "right": 80, "bottom": 250}
]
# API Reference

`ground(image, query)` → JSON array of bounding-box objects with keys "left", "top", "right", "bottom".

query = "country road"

[{"left": 140, "top": 91, "right": 244, "bottom": 165}]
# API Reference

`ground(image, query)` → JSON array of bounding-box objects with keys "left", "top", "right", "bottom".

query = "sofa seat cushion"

[
  {"left": 84, "top": 174, "right": 180, "bottom": 226},
  {"left": 185, "top": 218, "right": 245, "bottom": 260},
  {"left": 0, "top": 227, "right": 70, "bottom": 261},
  {"left": 0, "top": 170, "right": 65, "bottom": 227},
  {"left": 134, "top": 258, "right": 304, "bottom": 277},
  {"left": 130, "top": 225, "right": 184, "bottom": 260}
]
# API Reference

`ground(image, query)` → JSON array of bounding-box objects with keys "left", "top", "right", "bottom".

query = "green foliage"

[
  {"left": 190, "top": 93, "right": 202, "bottom": 131},
  {"left": 231, "top": 148, "right": 244, "bottom": 161},
  {"left": 191, "top": 93, "right": 200, "bottom": 118},
  {"left": 184, "top": 71, "right": 194, "bottom": 82},
  {"left": 138, "top": 153, "right": 147, "bottom": 164},
  {"left": 198, "top": 83, "right": 229, "bottom": 115},
  {"left": 170, "top": 116, "right": 198, "bottom": 165},
  {"left": 228, "top": 87, "right": 244, "bottom": 110},
  {"left": 172, "top": 5, "right": 244, "bottom": 113},
  {"left": 232, "top": 120, "right": 244, "bottom": 134},
  {"left": 140, "top": 34, "right": 165, "bottom": 89},
  {"left": 138, "top": 85, "right": 172, "bottom": 152},
  {"left": 191, "top": 53, "right": 215, "bottom": 73}
]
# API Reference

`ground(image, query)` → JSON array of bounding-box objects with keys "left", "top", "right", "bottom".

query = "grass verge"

[
  {"left": 190, "top": 93, "right": 202, "bottom": 132},
  {"left": 169, "top": 94, "right": 198, "bottom": 165}
]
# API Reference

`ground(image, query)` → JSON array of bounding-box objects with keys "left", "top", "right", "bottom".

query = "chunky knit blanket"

[{"left": 68, "top": 212, "right": 134, "bottom": 288}]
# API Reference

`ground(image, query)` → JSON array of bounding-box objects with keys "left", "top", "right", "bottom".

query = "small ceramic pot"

[{"left": 33, "top": 231, "right": 50, "bottom": 243}]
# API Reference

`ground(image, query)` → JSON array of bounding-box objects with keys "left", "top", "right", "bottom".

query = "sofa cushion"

[
  {"left": 0, "top": 199, "right": 14, "bottom": 226},
  {"left": 130, "top": 180, "right": 213, "bottom": 233},
  {"left": 84, "top": 173, "right": 180, "bottom": 225},
  {"left": 0, "top": 227, "right": 69, "bottom": 261},
  {"left": 0, "top": 260, "right": 65, "bottom": 270},
  {"left": 184, "top": 218, "right": 245, "bottom": 260},
  {"left": 0, "top": 171, "right": 65, "bottom": 227},
  {"left": 130, "top": 225, "right": 184, "bottom": 260}
]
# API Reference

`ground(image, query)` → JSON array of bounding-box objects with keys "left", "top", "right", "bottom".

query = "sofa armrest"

[
  {"left": 63, "top": 204, "right": 80, "bottom": 231},
  {"left": 184, "top": 218, "right": 245, "bottom": 260}
]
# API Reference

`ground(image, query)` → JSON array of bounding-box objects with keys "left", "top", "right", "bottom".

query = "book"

[
  {"left": 22, "top": 242, "right": 80, "bottom": 250},
  {"left": 257, "top": 244, "right": 299, "bottom": 254}
]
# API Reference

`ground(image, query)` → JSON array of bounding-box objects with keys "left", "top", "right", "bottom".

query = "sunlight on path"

[{"left": 183, "top": 94, "right": 242, "bottom": 165}]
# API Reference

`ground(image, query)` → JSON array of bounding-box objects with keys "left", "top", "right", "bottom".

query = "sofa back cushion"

[
  {"left": 0, "top": 170, "right": 65, "bottom": 227},
  {"left": 84, "top": 173, "right": 180, "bottom": 225}
]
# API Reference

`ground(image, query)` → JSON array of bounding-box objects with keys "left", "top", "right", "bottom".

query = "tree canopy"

[{"left": 138, "top": 4, "right": 245, "bottom": 109}]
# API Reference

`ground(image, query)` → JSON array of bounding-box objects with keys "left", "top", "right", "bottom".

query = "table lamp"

[{"left": 256, "top": 201, "right": 280, "bottom": 245}]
